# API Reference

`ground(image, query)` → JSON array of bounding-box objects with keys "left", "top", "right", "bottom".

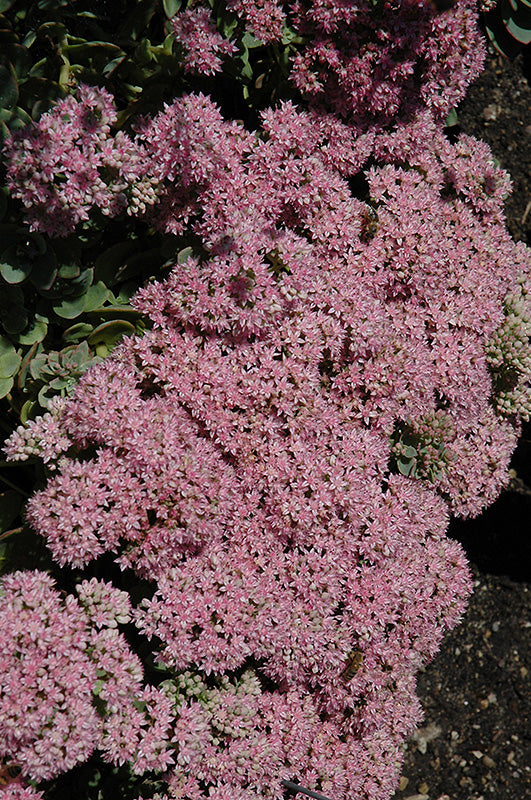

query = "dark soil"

[{"left": 392, "top": 45, "right": 531, "bottom": 800}]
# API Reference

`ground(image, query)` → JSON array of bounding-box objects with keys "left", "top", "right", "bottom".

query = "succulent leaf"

[{"left": 0, "top": 336, "right": 21, "bottom": 378}]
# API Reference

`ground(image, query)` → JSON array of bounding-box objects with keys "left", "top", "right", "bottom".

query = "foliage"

[{"left": 483, "top": 0, "right": 531, "bottom": 58}]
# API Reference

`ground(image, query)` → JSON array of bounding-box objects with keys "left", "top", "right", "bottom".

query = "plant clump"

[{"left": 0, "top": 1, "right": 530, "bottom": 799}]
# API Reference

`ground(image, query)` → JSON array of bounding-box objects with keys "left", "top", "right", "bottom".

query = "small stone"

[
  {"left": 399, "top": 776, "right": 409, "bottom": 790},
  {"left": 479, "top": 698, "right": 489, "bottom": 710},
  {"left": 403, "top": 795, "right": 429, "bottom": 800},
  {"left": 520, "top": 666, "right": 528, "bottom": 678},
  {"left": 472, "top": 750, "right": 484, "bottom": 759},
  {"left": 507, "top": 751, "right": 516, "bottom": 765},
  {"left": 487, "top": 692, "right": 497, "bottom": 704},
  {"left": 483, "top": 104, "right": 498, "bottom": 121},
  {"left": 483, "top": 755, "right": 495, "bottom": 768},
  {"left": 417, "top": 782, "right": 429, "bottom": 794},
  {"left": 492, "top": 621, "right": 500, "bottom": 632}
]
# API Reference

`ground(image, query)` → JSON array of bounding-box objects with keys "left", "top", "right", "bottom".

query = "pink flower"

[{"left": 171, "top": 8, "right": 237, "bottom": 74}]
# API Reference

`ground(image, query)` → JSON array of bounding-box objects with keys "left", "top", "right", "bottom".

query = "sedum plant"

[{"left": 0, "top": 1, "right": 530, "bottom": 800}]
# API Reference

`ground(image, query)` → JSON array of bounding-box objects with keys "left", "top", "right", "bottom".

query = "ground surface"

[{"left": 392, "top": 44, "right": 531, "bottom": 800}]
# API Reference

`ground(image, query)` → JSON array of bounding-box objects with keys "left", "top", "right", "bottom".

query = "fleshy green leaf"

[
  {"left": 53, "top": 293, "right": 90, "bottom": 319},
  {"left": 163, "top": 0, "right": 181, "bottom": 17},
  {"left": 87, "top": 304, "right": 141, "bottom": 321},
  {"left": 94, "top": 241, "right": 139, "bottom": 286},
  {"left": 16, "top": 317, "right": 48, "bottom": 346},
  {"left": 177, "top": 246, "right": 194, "bottom": 264},
  {"left": 242, "top": 32, "right": 263, "bottom": 48},
  {"left": 118, "top": 0, "right": 158, "bottom": 40},
  {"left": 64, "top": 41, "right": 124, "bottom": 60},
  {"left": 17, "top": 342, "right": 40, "bottom": 389},
  {"left": 504, "top": 14, "right": 531, "bottom": 43},
  {"left": 58, "top": 263, "right": 81, "bottom": 280},
  {"left": 445, "top": 108, "right": 458, "bottom": 128},
  {"left": 0, "top": 246, "right": 33, "bottom": 284},
  {"left": 84, "top": 282, "right": 110, "bottom": 312},
  {"left": 0, "top": 336, "right": 21, "bottom": 377},
  {"left": 69, "top": 267, "right": 94, "bottom": 295},
  {"left": 63, "top": 323, "right": 94, "bottom": 343},
  {"left": 397, "top": 457, "right": 416, "bottom": 477},
  {"left": 0, "top": 375, "right": 14, "bottom": 397},
  {"left": 29, "top": 251, "right": 58, "bottom": 292},
  {"left": 20, "top": 399, "right": 37, "bottom": 424},
  {"left": 0, "top": 64, "right": 18, "bottom": 110},
  {"left": 88, "top": 320, "right": 136, "bottom": 348}
]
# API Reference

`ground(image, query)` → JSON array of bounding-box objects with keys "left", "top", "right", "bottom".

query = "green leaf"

[
  {"left": 0, "top": 336, "right": 21, "bottom": 377},
  {"left": 94, "top": 240, "right": 138, "bottom": 286},
  {"left": 163, "top": 0, "right": 181, "bottom": 17},
  {"left": 63, "top": 41, "right": 124, "bottom": 60},
  {"left": 22, "top": 30, "right": 37, "bottom": 48},
  {"left": 118, "top": 0, "right": 158, "bottom": 40},
  {"left": 504, "top": 13, "right": 531, "bottom": 44},
  {"left": 239, "top": 52, "right": 253, "bottom": 80},
  {"left": 103, "top": 55, "right": 127, "bottom": 77},
  {"left": 445, "top": 108, "right": 458, "bottom": 128},
  {"left": 88, "top": 320, "right": 135, "bottom": 348},
  {"left": 63, "top": 323, "right": 94, "bottom": 343},
  {"left": 16, "top": 317, "right": 48, "bottom": 345},
  {"left": 29, "top": 251, "right": 58, "bottom": 292},
  {"left": 0, "top": 245, "right": 33, "bottom": 284},
  {"left": 37, "top": 22, "right": 68, "bottom": 39},
  {"left": 5, "top": 105, "right": 33, "bottom": 132},
  {"left": 485, "top": 18, "right": 524, "bottom": 57},
  {"left": 0, "top": 64, "right": 18, "bottom": 110},
  {"left": 87, "top": 304, "right": 141, "bottom": 321},
  {"left": 177, "top": 246, "right": 194, "bottom": 264},
  {"left": 0, "top": 375, "right": 14, "bottom": 397},
  {"left": 84, "top": 282, "right": 110, "bottom": 312},
  {"left": 17, "top": 342, "right": 40, "bottom": 389},
  {"left": 58, "top": 263, "right": 81, "bottom": 280},
  {"left": 0, "top": 491, "right": 23, "bottom": 534},
  {"left": 69, "top": 267, "right": 94, "bottom": 295},
  {"left": 397, "top": 457, "right": 416, "bottom": 477},
  {"left": 53, "top": 293, "right": 89, "bottom": 319},
  {"left": 20, "top": 399, "right": 37, "bottom": 424},
  {"left": 241, "top": 32, "right": 263, "bottom": 48}
]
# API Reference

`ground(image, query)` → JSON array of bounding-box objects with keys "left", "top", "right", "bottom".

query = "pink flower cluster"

[
  {"left": 0, "top": 571, "right": 173, "bottom": 783},
  {"left": 4, "top": 0, "right": 487, "bottom": 237},
  {"left": 3, "top": 85, "right": 158, "bottom": 236},
  {"left": 170, "top": 8, "right": 237, "bottom": 74},
  {"left": 293, "top": 0, "right": 485, "bottom": 124},
  {"left": 4, "top": 82, "right": 530, "bottom": 798},
  {"left": 2, "top": 1, "right": 531, "bottom": 797},
  {"left": 165, "top": 0, "right": 484, "bottom": 123},
  {"left": 290, "top": 0, "right": 485, "bottom": 124}
]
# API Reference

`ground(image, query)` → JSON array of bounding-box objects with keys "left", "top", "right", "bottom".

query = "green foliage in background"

[
  {"left": 484, "top": 0, "right": 531, "bottom": 57},
  {"left": 0, "top": 0, "right": 306, "bottom": 427}
]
